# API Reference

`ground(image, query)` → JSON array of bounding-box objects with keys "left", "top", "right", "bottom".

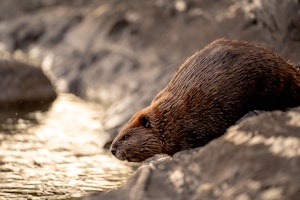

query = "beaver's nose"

[{"left": 111, "top": 148, "right": 117, "bottom": 156}]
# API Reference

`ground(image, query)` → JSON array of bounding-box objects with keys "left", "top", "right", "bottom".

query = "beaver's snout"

[
  {"left": 111, "top": 148, "right": 116, "bottom": 156},
  {"left": 110, "top": 134, "right": 128, "bottom": 158},
  {"left": 110, "top": 143, "right": 127, "bottom": 161}
]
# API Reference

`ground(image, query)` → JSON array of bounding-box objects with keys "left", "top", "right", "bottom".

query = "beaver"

[{"left": 110, "top": 39, "right": 300, "bottom": 162}]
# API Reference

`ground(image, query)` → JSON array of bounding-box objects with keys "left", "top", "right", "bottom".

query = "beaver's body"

[{"left": 111, "top": 39, "right": 300, "bottom": 162}]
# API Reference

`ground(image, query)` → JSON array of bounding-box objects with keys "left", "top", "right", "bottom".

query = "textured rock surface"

[
  {"left": 0, "top": 59, "right": 57, "bottom": 108},
  {"left": 82, "top": 107, "right": 300, "bottom": 200}
]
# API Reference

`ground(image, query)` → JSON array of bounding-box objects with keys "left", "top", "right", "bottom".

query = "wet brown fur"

[{"left": 111, "top": 39, "right": 300, "bottom": 162}]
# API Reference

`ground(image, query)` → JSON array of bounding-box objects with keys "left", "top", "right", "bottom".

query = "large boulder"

[
  {"left": 0, "top": 59, "right": 57, "bottom": 108},
  {"left": 82, "top": 107, "right": 300, "bottom": 200}
]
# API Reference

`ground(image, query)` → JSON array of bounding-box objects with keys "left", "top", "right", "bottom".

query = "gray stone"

[{"left": 0, "top": 59, "right": 57, "bottom": 108}]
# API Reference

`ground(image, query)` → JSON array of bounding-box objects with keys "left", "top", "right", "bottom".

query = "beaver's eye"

[
  {"left": 140, "top": 116, "right": 151, "bottom": 128},
  {"left": 122, "top": 134, "right": 129, "bottom": 140}
]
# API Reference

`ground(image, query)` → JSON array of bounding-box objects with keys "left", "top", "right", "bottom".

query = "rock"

[
  {"left": 81, "top": 107, "right": 300, "bottom": 200},
  {"left": 0, "top": 59, "right": 57, "bottom": 108}
]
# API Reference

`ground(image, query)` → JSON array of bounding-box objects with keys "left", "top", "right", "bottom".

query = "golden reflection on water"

[{"left": 0, "top": 93, "right": 134, "bottom": 200}]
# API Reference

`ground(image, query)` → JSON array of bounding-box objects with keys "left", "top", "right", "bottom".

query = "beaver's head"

[
  {"left": 110, "top": 108, "right": 162, "bottom": 162},
  {"left": 110, "top": 90, "right": 197, "bottom": 162}
]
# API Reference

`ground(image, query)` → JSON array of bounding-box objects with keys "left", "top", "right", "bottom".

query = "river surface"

[{"left": 0, "top": 93, "right": 134, "bottom": 200}]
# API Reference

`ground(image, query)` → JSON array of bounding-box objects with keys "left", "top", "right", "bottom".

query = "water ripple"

[{"left": 0, "top": 93, "right": 133, "bottom": 199}]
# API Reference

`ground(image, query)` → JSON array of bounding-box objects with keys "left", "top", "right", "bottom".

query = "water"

[{"left": 0, "top": 93, "right": 134, "bottom": 199}]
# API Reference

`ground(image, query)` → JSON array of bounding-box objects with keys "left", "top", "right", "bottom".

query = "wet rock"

[
  {"left": 81, "top": 107, "right": 300, "bottom": 200},
  {"left": 0, "top": 59, "right": 57, "bottom": 108}
]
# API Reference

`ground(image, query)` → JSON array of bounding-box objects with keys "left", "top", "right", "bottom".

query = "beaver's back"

[{"left": 166, "top": 39, "right": 300, "bottom": 122}]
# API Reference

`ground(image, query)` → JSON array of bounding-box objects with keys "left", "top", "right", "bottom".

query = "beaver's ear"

[{"left": 140, "top": 115, "right": 151, "bottom": 128}]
